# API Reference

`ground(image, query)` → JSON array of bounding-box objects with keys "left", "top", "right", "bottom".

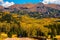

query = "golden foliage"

[{"left": 0, "top": 11, "right": 60, "bottom": 38}]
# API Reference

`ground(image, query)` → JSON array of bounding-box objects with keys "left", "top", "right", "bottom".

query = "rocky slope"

[
  {"left": 0, "top": 3, "right": 60, "bottom": 18},
  {"left": 0, "top": 3, "right": 60, "bottom": 12}
]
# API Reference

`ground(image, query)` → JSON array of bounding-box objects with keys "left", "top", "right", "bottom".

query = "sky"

[
  {"left": 4, "top": 0, "right": 42, "bottom": 4},
  {"left": 0, "top": 0, "right": 60, "bottom": 7}
]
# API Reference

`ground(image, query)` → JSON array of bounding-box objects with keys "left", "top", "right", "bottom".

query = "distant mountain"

[
  {"left": 0, "top": 3, "right": 60, "bottom": 18},
  {"left": 8, "top": 3, "right": 60, "bottom": 12},
  {"left": 0, "top": 3, "right": 60, "bottom": 12}
]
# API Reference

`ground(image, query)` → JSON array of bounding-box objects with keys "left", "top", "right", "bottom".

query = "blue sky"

[
  {"left": 0, "top": 0, "right": 60, "bottom": 7},
  {"left": 4, "top": 0, "right": 43, "bottom": 4}
]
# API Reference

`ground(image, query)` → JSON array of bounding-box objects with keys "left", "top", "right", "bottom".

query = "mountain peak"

[{"left": 0, "top": 3, "right": 60, "bottom": 12}]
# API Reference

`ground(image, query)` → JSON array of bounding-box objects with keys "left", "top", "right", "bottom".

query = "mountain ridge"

[{"left": 0, "top": 3, "right": 60, "bottom": 13}]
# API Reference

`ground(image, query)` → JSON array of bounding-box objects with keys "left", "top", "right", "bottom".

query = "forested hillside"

[
  {"left": 0, "top": 3, "right": 60, "bottom": 40},
  {"left": 0, "top": 11, "right": 60, "bottom": 39}
]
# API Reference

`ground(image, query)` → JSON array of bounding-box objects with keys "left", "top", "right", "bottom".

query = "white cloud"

[
  {"left": 0, "top": 0, "right": 15, "bottom": 7},
  {"left": 0, "top": 0, "right": 3, "bottom": 3},
  {"left": 42, "top": 0, "right": 60, "bottom": 4},
  {"left": 2, "top": 1, "right": 14, "bottom": 7}
]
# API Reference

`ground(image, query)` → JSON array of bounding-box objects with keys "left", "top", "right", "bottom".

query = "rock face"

[
  {"left": 0, "top": 3, "right": 60, "bottom": 12},
  {"left": 0, "top": 3, "right": 60, "bottom": 15}
]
